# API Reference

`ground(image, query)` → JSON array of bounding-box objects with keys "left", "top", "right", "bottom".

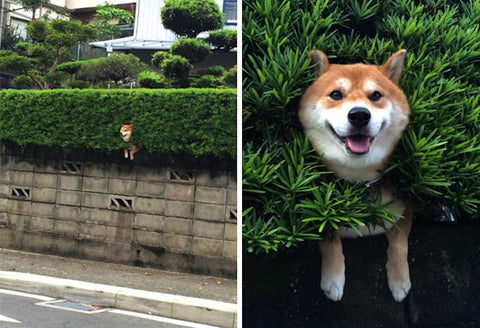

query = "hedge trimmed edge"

[{"left": 0, "top": 88, "right": 236, "bottom": 159}]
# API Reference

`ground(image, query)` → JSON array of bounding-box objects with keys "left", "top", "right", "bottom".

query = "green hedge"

[
  {"left": 243, "top": 0, "right": 480, "bottom": 253},
  {"left": 0, "top": 88, "right": 236, "bottom": 159}
]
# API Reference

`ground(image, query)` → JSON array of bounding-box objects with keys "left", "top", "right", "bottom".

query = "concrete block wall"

[{"left": 0, "top": 143, "right": 237, "bottom": 278}]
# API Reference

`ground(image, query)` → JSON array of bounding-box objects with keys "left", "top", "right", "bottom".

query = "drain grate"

[{"left": 36, "top": 300, "right": 110, "bottom": 314}]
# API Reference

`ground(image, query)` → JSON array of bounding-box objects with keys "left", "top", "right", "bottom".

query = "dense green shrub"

[
  {"left": 57, "top": 61, "right": 86, "bottom": 75},
  {"left": 0, "top": 89, "right": 236, "bottom": 159},
  {"left": 205, "top": 29, "right": 237, "bottom": 52},
  {"left": 171, "top": 38, "right": 210, "bottom": 63},
  {"left": 223, "top": 65, "right": 237, "bottom": 86},
  {"left": 243, "top": 0, "right": 480, "bottom": 253},
  {"left": 137, "top": 71, "right": 170, "bottom": 88},
  {"left": 161, "top": 55, "right": 193, "bottom": 81},
  {"left": 192, "top": 74, "right": 221, "bottom": 88},
  {"left": 77, "top": 54, "right": 148, "bottom": 83},
  {"left": 151, "top": 51, "right": 172, "bottom": 67},
  {"left": 160, "top": 0, "right": 224, "bottom": 38},
  {"left": 69, "top": 80, "right": 91, "bottom": 89},
  {"left": 198, "top": 65, "right": 226, "bottom": 77}
]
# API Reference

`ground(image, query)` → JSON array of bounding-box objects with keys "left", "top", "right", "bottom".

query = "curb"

[{"left": 0, "top": 271, "right": 237, "bottom": 328}]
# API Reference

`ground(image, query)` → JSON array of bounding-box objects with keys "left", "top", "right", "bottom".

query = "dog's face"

[
  {"left": 120, "top": 124, "right": 133, "bottom": 142},
  {"left": 299, "top": 50, "right": 410, "bottom": 181}
]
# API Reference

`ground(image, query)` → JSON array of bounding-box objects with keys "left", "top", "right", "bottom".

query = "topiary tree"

[
  {"left": 76, "top": 54, "right": 148, "bottom": 84},
  {"left": 243, "top": 0, "right": 480, "bottom": 253},
  {"left": 170, "top": 38, "right": 210, "bottom": 63},
  {"left": 160, "top": 55, "right": 192, "bottom": 86},
  {"left": 160, "top": 0, "right": 224, "bottom": 38},
  {"left": 0, "top": 19, "right": 96, "bottom": 89},
  {"left": 206, "top": 29, "right": 237, "bottom": 52}
]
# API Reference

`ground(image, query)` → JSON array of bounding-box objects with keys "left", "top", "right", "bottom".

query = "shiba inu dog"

[
  {"left": 299, "top": 50, "right": 411, "bottom": 302},
  {"left": 120, "top": 124, "right": 140, "bottom": 160}
]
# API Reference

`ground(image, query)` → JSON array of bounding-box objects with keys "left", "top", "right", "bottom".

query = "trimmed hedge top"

[{"left": 0, "top": 88, "right": 236, "bottom": 159}]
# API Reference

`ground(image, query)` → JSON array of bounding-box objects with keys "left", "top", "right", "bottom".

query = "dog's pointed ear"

[
  {"left": 310, "top": 50, "right": 329, "bottom": 78},
  {"left": 380, "top": 49, "right": 406, "bottom": 85}
]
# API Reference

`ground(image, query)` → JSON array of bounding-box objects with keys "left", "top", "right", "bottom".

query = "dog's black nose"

[{"left": 348, "top": 107, "right": 371, "bottom": 128}]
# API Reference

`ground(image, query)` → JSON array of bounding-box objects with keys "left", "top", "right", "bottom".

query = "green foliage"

[
  {"left": 93, "top": 2, "right": 135, "bottom": 40},
  {"left": 171, "top": 38, "right": 210, "bottom": 63},
  {"left": 0, "top": 19, "right": 96, "bottom": 89},
  {"left": 243, "top": 0, "right": 480, "bottom": 253},
  {"left": 137, "top": 71, "right": 170, "bottom": 88},
  {"left": 161, "top": 55, "right": 192, "bottom": 82},
  {"left": 77, "top": 54, "right": 148, "bottom": 83},
  {"left": 0, "top": 89, "right": 236, "bottom": 159},
  {"left": 151, "top": 51, "right": 172, "bottom": 67},
  {"left": 192, "top": 74, "right": 221, "bottom": 88},
  {"left": 198, "top": 65, "right": 226, "bottom": 77},
  {"left": 69, "top": 80, "right": 91, "bottom": 89},
  {"left": 57, "top": 60, "right": 86, "bottom": 75},
  {"left": 205, "top": 29, "right": 237, "bottom": 52},
  {"left": 223, "top": 65, "right": 237, "bottom": 86},
  {"left": 161, "top": 0, "right": 224, "bottom": 38}
]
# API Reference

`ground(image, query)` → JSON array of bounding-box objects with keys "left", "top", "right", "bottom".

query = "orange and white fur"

[
  {"left": 120, "top": 124, "right": 140, "bottom": 160},
  {"left": 299, "top": 50, "right": 411, "bottom": 302}
]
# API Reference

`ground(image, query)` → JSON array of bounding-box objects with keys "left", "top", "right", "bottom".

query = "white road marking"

[
  {"left": 0, "top": 289, "right": 55, "bottom": 301},
  {"left": 110, "top": 309, "right": 221, "bottom": 328},
  {"left": 0, "top": 314, "right": 21, "bottom": 323}
]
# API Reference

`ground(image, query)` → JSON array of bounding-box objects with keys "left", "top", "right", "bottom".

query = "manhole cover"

[{"left": 36, "top": 300, "right": 110, "bottom": 314}]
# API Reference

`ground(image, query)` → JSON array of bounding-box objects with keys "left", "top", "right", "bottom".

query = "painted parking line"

[
  {"left": 0, "top": 314, "right": 21, "bottom": 324},
  {"left": 0, "top": 289, "right": 55, "bottom": 301},
  {"left": 110, "top": 309, "right": 221, "bottom": 328}
]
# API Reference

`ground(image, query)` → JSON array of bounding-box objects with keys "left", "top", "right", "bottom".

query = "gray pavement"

[{"left": 0, "top": 248, "right": 237, "bottom": 327}]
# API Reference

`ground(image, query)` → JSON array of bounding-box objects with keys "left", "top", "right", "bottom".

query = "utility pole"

[{"left": 0, "top": 0, "right": 5, "bottom": 49}]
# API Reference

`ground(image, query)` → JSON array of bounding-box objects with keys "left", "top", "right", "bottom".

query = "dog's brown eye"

[
  {"left": 329, "top": 90, "right": 343, "bottom": 101},
  {"left": 369, "top": 91, "right": 382, "bottom": 101}
]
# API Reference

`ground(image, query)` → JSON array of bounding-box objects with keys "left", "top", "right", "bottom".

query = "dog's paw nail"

[{"left": 389, "top": 279, "right": 411, "bottom": 302}]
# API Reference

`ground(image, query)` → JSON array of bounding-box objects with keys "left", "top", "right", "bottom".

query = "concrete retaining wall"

[{"left": 0, "top": 142, "right": 236, "bottom": 278}]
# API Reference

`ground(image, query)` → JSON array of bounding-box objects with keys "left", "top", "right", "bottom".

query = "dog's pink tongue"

[{"left": 346, "top": 135, "right": 371, "bottom": 153}]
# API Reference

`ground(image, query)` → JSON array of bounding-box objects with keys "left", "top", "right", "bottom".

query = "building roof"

[{"left": 89, "top": 0, "right": 177, "bottom": 51}]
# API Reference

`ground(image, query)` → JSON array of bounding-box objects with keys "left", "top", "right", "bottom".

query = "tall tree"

[{"left": 0, "top": 19, "right": 96, "bottom": 89}]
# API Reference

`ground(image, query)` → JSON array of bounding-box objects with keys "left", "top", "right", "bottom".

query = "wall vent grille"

[{"left": 109, "top": 196, "right": 133, "bottom": 211}]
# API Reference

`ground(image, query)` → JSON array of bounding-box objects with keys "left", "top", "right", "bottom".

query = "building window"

[{"left": 223, "top": 0, "right": 237, "bottom": 25}]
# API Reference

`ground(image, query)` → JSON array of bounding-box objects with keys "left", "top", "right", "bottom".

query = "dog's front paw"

[
  {"left": 124, "top": 149, "right": 129, "bottom": 159},
  {"left": 321, "top": 272, "right": 345, "bottom": 301},
  {"left": 388, "top": 277, "right": 411, "bottom": 302}
]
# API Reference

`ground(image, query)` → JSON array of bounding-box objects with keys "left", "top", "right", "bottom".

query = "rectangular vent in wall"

[
  {"left": 109, "top": 196, "right": 133, "bottom": 211},
  {"left": 11, "top": 187, "right": 31, "bottom": 200},
  {"left": 61, "top": 162, "right": 82, "bottom": 174},
  {"left": 169, "top": 169, "right": 194, "bottom": 183}
]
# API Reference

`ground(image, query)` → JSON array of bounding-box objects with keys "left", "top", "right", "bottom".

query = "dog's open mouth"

[
  {"left": 345, "top": 135, "right": 371, "bottom": 154},
  {"left": 328, "top": 124, "right": 372, "bottom": 155}
]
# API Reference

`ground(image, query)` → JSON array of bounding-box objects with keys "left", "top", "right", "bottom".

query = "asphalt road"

[{"left": 0, "top": 289, "right": 217, "bottom": 328}]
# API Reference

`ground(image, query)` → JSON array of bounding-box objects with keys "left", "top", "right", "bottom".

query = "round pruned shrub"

[
  {"left": 243, "top": 0, "right": 480, "bottom": 254},
  {"left": 161, "top": 55, "right": 192, "bottom": 81},
  {"left": 171, "top": 38, "right": 211, "bottom": 63},
  {"left": 137, "top": 70, "right": 170, "bottom": 88},
  {"left": 69, "top": 80, "right": 91, "bottom": 89},
  {"left": 151, "top": 51, "right": 173, "bottom": 68},
  {"left": 192, "top": 74, "right": 222, "bottom": 88},
  {"left": 198, "top": 65, "right": 226, "bottom": 77},
  {"left": 160, "top": 0, "right": 224, "bottom": 38},
  {"left": 206, "top": 29, "right": 237, "bottom": 52}
]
